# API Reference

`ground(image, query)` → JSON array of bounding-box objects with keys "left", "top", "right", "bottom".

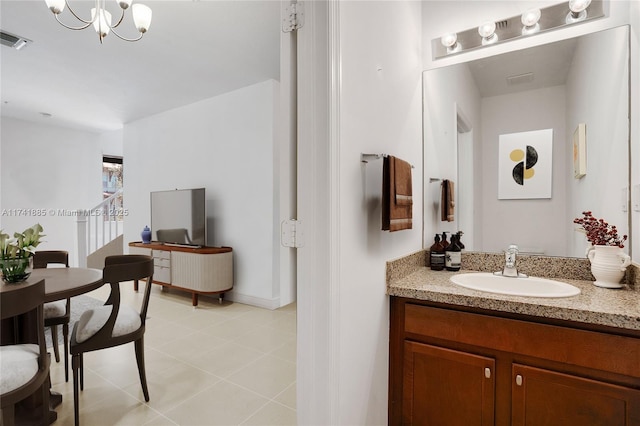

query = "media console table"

[{"left": 128, "top": 242, "right": 233, "bottom": 306}]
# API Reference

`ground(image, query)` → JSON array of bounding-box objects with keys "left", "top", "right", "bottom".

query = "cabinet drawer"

[
  {"left": 152, "top": 249, "right": 171, "bottom": 260},
  {"left": 404, "top": 303, "right": 640, "bottom": 378},
  {"left": 154, "top": 258, "right": 171, "bottom": 268},
  {"left": 153, "top": 265, "right": 171, "bottom": 284}
]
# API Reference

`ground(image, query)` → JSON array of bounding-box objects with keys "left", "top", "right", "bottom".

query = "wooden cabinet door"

[
  {"left": 512, "top": 364, "right": 640, "bottom": 425},
  {"left": 403, "top": 341, "right": 495, "bottom": 425}
]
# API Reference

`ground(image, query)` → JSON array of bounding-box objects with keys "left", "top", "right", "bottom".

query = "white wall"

[
  {"left": 423, "top": 62, "right": 481, "bottom": 247},
  {"left": 337, "top": 1, "right": 423, "bottom": 424},
  {"left": 123, "top": 80, "right": 285, "bottom": 308},
  {"left": 480, "top": 86, "right": 567, "bottom": 256},
  {"left": 566, "top": 26, "right": 630, "bottom": 257},
  {"left": 0, "top": 117, "right": 104, "bottom": 265}
]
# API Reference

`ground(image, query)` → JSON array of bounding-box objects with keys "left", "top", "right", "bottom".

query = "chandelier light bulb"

[
  {"left": 567, "top": 0, "right": 592, "bottom": 23},
  {"left": 118, "top": 0, "right": 133, "bottom": 10},
  {"left": 91, "top": 8, "right": 112, "bottom": 38},
  {"left": 521, "top": 8, "right": 541, "bottom": 35},
  {"left": 44, "top": 0, "right": 65, "bottom": 14},
  {"left": 478, "top": 21, "right": 498, "bottom": 45},
  {"left": 132, "top": 4, "right": 152, "bottom": 33}
]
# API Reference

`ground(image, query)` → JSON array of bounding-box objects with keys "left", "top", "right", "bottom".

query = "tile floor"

[{"left": 48, "top": 284, "right": 297, "bottom": 425}]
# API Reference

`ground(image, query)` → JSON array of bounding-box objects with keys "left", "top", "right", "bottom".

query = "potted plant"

[
  {"left": 573, "top": 211, "right": 629, "bottom": 288},
  {"left": 0, "top": 223, "right": 45, "bottom": 284}
]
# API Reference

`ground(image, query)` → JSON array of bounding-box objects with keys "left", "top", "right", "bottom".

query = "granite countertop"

[{"left": 388, "top": 267, "right": 640, "bottom": 331}]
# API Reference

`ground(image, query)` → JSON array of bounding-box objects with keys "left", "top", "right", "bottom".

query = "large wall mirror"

[{"left": 423, "top": 25, "right": 631, "bottom": 259}]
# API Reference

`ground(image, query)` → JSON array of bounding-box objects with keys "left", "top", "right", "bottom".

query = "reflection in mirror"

[{"left": 423, "top": 25, "right": 630, "bottom": 259}]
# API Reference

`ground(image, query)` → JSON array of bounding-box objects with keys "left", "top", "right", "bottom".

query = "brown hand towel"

[
  {"left": 382, "top": 156, "right": 412, "bottom": 232},
  {"left": 441, "top": 179, "right": 455, "bottom": 222}
]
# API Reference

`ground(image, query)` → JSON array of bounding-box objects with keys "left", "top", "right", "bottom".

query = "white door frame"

[{"left": 295, "top": 0, "right": 341, "bottom": 424}]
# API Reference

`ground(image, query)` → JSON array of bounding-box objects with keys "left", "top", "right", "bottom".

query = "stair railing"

[{"left": 76, "top": 188, "right": 124, "bottom": 267}]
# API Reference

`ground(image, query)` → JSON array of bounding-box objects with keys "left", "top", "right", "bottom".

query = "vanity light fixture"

[
  {"left": 43, "top": 0, "right": 152, "bottom": 43},
  {"left": 431, "top": 0, "right": 604, "bottom": 59},
  {"left": 521, "top": 8, "right": 542, "bottom": 35},
  {"left": 440, "top": 32, "right": 461, "bottom": 53},
  {"left": 478, "top": 21, "right": 498, "bottom": 45},
  {"left": 566, "top": 0, "right": 592, "bottom": 23}
]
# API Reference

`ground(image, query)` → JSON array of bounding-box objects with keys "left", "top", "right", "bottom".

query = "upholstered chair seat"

[
  {"left": 44, "top": 301, "right": 66, "bottom": 318},
  {"left": 75, "top": 305, "right": 142, "bottom": 344},
  {"left": 0, "top": 345, "right": 40, "bottom": 394}
]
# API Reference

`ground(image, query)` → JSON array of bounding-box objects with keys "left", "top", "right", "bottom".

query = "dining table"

[{"left": 0, "top": 267, "right": 104, "bottom": 424}]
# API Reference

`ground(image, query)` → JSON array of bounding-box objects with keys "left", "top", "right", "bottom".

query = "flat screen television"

[{"left": 150, "top": 188, "right": 206, "bottom": 247}]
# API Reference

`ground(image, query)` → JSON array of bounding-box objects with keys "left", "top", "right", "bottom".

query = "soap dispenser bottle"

[
  {"left": 455, "top": 231, "right": 465, "bottom": 250},
  {"left": 445, "top": 233, "right": 462, "bottom": 271},
  {"left": 429, "top": 234, "right": 445, "bottom": 271}
]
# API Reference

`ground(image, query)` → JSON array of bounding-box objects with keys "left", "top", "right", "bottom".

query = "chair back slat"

[
  {"left": 1, "top": 279, "right": 45, "bottom": 320},
  {"left": 33, "top": 250, "right": 69, "bottom": 269},
  {"left": 103, "top": 255, "right": 153, "bottom": 284}
]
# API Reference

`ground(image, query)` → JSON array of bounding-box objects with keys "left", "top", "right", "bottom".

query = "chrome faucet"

[{"left": 494, "top": 244, "right": 528, "bottom": 278}]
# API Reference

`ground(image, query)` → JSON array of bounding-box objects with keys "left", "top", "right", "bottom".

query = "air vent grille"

[
  {"left": 507, "top": 72, "right": 534, "bottom": 86},
  {"left": 0, "top": 30, "right": 31, "bottom": 50}
]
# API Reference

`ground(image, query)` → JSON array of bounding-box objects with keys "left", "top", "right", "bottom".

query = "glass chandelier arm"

[
  {"left": 54, "top": 12, "right": 93, "bottom": 30},
  {"left": 109, "top": 27, "right": 144, "bottom": 42}
]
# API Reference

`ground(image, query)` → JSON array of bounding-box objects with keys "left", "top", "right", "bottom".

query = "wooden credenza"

[{"left": 128, "top": 242, "right": 233, "bottom": 306}]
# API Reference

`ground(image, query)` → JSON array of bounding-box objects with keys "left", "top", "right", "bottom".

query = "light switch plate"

[
  {"left": 622, "top": 187, "right": 628, "bottom": 212},
  {"left": 633, "top": 184, "right": 640, "bottom": 212}
]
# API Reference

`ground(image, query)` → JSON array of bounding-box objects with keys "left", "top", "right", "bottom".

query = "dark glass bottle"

[
  {"left": 429, "top": 234, "right": 445, "bottom": 271},
  {"left": 455, "top": 231, "right": 465, "bottom": 250},
  {"left": 440, "top": 232, "right": 448, "bottom": 249},
  {"left": 445, "top": 234, "right": 462, "bottom": 271}
]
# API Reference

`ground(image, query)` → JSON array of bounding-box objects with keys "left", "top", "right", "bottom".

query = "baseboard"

[{"left": 223, "top": 291, "right": 281, "bottom": 310}]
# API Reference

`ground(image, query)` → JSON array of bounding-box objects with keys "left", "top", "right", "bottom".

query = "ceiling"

[
  {"left": 467, "top": 36, "right": 577, "bottom": 98},
  {"left": 0, "top": 0, "right": 281, "bottom": 132}
]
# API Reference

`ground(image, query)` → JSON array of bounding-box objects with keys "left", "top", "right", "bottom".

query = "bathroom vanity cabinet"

[{"left": 389, "top": 297, "right": 640, "bottom": 425}]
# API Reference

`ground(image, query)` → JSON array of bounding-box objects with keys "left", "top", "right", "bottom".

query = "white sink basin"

[{"left": 450, "top": 272, "right": 581, "bottom": 298}]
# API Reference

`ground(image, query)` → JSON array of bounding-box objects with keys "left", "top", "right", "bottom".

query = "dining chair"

[
  {"left": 0, "top": 279, "right": 50, "bottom": 426},
  {"left": 70, "top": 254, "right": 154, "bottom": 426},
  {"left": 33, "top": 250, "right": 71, "bottom": 382}
]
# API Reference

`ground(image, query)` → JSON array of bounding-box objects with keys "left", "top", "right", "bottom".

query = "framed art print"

[
  {"left": 498, "top": 129, "right": 553, "bottom": 200},
  {"left": 573, "top": 123, "right": 586, "bottom": 179}
]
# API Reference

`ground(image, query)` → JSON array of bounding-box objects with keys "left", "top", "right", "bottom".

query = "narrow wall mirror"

[{"left": 423, "top": 25, "right": 631, "bottom": 259}]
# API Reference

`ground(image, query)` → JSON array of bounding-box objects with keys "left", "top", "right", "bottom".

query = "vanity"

[{"left": 387, "top": 253, "right": 640, "bottom": 425}]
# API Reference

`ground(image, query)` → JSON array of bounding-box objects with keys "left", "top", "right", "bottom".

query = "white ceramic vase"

[{"left": 587, "top": 245, "right": 631, "bottom": 288}]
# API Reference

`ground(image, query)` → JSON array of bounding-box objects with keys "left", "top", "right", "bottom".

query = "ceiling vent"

[
  {"left": 0, "top": 30, "right": 31, "bottom": 50},
  {"left": 507, "top": 72, "right": 534, "bottom": 86}
]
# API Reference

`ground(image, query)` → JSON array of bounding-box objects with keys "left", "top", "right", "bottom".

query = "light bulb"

[
  {"left": 567, "top": 0, "right": 592, "bottom": 23},
  {"left": 478, "top": 21, "right": 498, "bottom": 45},
  {"left": 441, "top": 33, "right": 457, "bottom": 48},
  {"left": 117, "top": 0, "right": 133, "bottom": 10},
  {"left": 132, "top": 4, "right": 152, "bottom": 33},
  {"left": 521, "top": 8, "right": 541, "bottom": 35},
  {"left": 44, "top": 0, "right": 65, "bottom": 14},
  {"left": 91, "top": 8, "right": 112, "bottom": 37},
  {"left": 440, "top": 33, "right": 461, "bottom": 53}
]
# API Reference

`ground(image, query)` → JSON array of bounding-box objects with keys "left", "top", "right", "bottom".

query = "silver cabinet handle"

[
  {"left": 484, "top": 368, "right": 491, "bottom": 379},
  {"left": 515, "top": 374, "right": 523, "bottom": 386}
]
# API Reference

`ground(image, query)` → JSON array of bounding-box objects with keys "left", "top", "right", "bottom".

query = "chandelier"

[{"left": 44, "top": 0, "right": 152, "bottom": 43}]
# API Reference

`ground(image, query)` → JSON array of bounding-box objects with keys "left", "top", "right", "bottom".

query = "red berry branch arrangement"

[{"left": 573, "top": 211, "right": 627, "bottom": 248}]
